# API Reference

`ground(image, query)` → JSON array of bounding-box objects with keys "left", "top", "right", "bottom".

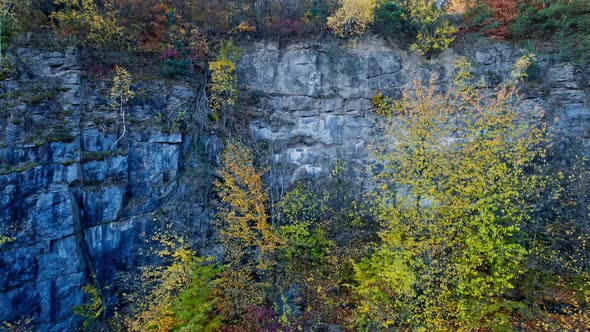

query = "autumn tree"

[
  {"left": 109, "top": 65, "right": 134, "bottom": 152},
  {"left": 327, "top": 0, "right": 376, "bottom": 37},
  {"left": 213, "top": 139, "right": 283, "bottom": 325},
  {"left": 404, "top": 0, "right": 458, "bottom": 56},
  {"left": 354, "top": 57, "right": 546, "bottom": 330},
  {"left": 51, "top": 0, "right": 121, "bottom": 46},
  {"left": 208, "top": 40, "right": 240, "bottom": 124},
  {"left": 465, "top": 0, "right": 522, "bottom": 38},
  {"left": 124, "top": 231, "right": 220, "bottom": 332}
]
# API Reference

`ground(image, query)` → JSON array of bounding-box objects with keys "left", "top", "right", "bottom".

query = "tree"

[
  {"left": 354, "top": 57, "right": 546, "bottom": 330},
  {"left": 172, "top": 257, "right": 222, "bottom": 332},
  {"left": 51, "top": 0, "right": 120, "bottom": 46},
  {"left": 306, "top": 0, "right": 339, "bottom": 35},
  {"left": 109, "top": 65, "right": 134, "bottom": 152},
  {"left": 326, "top": 0, "right": 376, "bottom": 37},
  {"left": 213, "top": 139, "right": 283, "bottom": 324},
  {"left": 123, "top": 231, "right": 220, "bottom": 332},
  {"left": 465, "top": 0, "right": 522, "bottom": 38},
  {"left": 374, "top": 0, "right": 409, "bottom": 36},
  {"left": 208, "top": 40, "right": 240, "bottom": 124},
  {"left": 405, "top": 0, "right": 458, "bottom": 56}
]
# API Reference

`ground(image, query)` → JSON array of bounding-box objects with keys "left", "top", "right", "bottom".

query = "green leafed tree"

[
  {"left": 172, "top": 257, "right": 222, "bottom": 332},
  {"left": 124, "top": 231, "right": 219, "bottom": 332},
  {"left": 354, "top": 57, "right": 546, "bottom": 330}
]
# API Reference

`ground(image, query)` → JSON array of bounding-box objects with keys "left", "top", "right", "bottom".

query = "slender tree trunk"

[{"left": 109, "top": 100, "right": 126, "bottom": 151}]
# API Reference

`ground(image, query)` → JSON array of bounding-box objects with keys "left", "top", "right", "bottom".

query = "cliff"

[{"left": 0, "top": 36, "right": 588, "bottom": 330}]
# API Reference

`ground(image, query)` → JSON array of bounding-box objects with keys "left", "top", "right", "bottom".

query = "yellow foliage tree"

[
  {"left": 327, "top": 0, "right": 376, "bottom": 37},
  {"left": 209, "top": 59, "right": 237, "bottom": 111},
  {"left": 405, "top": 0, "right": 457, "bottom": 56},
  {"left": 51, "top": 0, "right": 120, "bottom": 46},
  {"left": 354, "top": 57, "right": 546, "bottom": 330},
  {"left": 109, "top": 65, "right": 134, "bottom": 151},
  {"left": 208, "top": 40, "right": 240, "bottom": 124},
  {"left": 125, "top": 235, "right": 196, "bottom": 331},
  {"left": 213, "top": 139, "right": 283, "bottom": 323}
]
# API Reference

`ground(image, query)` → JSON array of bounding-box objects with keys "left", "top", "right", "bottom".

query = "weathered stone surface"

[{"left": 240, "top": 37, "right": 590, "bottom": 183}]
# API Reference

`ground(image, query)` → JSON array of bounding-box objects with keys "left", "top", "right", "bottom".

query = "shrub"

[
  {"left": 465, "top": 0, "right": 522, "bottom": 38},
  {"left": 512, "top": 0, "right": 590, "bottom": 62},
  {"left": 73, "top": 282, "right": 105, "bottom": 330},
  {"left": 161, "top": 58, "right": 190, "bottom": 78},
  {"left": 373, "top": 0, "right": 410, "bottom": 36},
  {"left": 238, "top": 21, "right": 256, "bottom": 33},
  {"left": 162, "top": 48, "right": 179, "bottom": 60}
]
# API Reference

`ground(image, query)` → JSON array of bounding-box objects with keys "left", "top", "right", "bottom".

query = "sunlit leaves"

[
  {"left": 327, "top": 0, "right": 376, "bottom": 37},
  {"left": 213, "top": 139, "right": 283, "bottom": 323},
  {"left": 354, "top": 58, "right": 546, "bottom": 330},
  {"left": 51, "top": 0, "right": 121, "bottom": 46},
  {"left": 209, "top": 40, "right": 240, "bottom": 121},
  {"left": 406, "top": 0, "right": 458, "bottom": 56}
]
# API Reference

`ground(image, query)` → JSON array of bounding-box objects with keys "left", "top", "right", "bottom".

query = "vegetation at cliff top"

[{"left": 0, "top": 0, "right": 588, "bottom": 80}]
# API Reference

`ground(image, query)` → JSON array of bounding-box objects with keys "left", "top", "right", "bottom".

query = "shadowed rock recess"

[{"left": 1, "top": 37, "right": 589, "bottom": 330}]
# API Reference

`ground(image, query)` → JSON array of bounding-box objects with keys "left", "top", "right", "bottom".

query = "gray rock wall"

[{"left": 240, "top": 37, "right": 590, "bottom": 183}]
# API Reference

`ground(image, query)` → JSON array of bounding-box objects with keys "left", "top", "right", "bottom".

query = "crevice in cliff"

[{"left": 68, "top": 73, "right": 102, "bottom": 313}]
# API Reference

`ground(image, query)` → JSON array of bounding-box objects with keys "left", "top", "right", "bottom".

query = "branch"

[{"left": 1, "top": 2, "right": 14, "bottom": 20}]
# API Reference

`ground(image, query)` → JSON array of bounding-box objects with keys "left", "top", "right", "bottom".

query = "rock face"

[
  {"left": 240, "top": 37, "right": 590, "bottom": 182},
  {"left": 0, "top": 36, "right": 589, "bottom": 331},
  {"left": 0, "top": 48, "right": 215, "bottom": 331}
]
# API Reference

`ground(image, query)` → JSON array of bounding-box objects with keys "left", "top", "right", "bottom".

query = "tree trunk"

[{"left": 109, "top": 101, "right": 127, "bottom": 152}]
